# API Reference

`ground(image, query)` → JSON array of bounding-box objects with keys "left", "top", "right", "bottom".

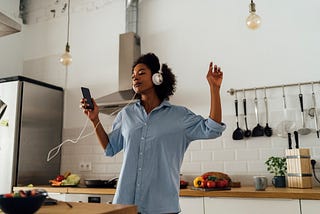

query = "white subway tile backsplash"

[
  {"left": 247, "top": 160, "right": 268, "bottom": 173},
  {"left": 191, "top": 151, "right": 212, "bottom": 162},
  {"left": 105, "top": 163, "right": 122, "bottom": 174},
  {"left": 224, "top": 161, "right": 247, "bottom": 173},
  {"left": 202, "top": 161, "right": 224, "bottom": 172},
  {"left": 224, "top": 140, "right": 247, "bottom": 149},
  {"left": 259, "top": 149, "right": 286, "bottom": 160},
  {"left": 93, "top": 163, "right": 107, "bottom": 173},
  {"left": 181, "top": 162, "right": 202, "bottom": 174},
  {"left": 236, "top": 149, "right": 259, "bottom": 160},
  {"left": 202, "top": 139, "right": 223, "bottom": 150},
  {"left": 213, "top": 150, "right": 235, "bottom": 161}
]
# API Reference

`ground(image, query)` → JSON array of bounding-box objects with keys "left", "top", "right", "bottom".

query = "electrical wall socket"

[{"left": 79, "top": 162, "right": 92, "bottom": 171}]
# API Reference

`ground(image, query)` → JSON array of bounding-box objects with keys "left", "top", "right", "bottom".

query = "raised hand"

[{"left": 206, "top": 62, "right": 223, "bottom": 88}]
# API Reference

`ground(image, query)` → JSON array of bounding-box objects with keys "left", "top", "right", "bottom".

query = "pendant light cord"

[{"left": 67, "top": 0, "right": 70, "bottom": 45}]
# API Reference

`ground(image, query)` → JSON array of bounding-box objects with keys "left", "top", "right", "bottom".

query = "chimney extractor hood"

[
  {"left": 95, "top": 32, "right": 141, "bottom": 115},
  {"left": 0, "top": 11, "right": 21, "bottom": 37}
]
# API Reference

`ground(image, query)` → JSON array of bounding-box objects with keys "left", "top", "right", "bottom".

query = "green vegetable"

[{"left": 61, "top": 174, "right": 80, "bottom": 186}]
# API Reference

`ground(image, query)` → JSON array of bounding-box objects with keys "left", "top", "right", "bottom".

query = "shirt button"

[
  {"left": 140, "top": 152, "right": 143, "bottom": 155},
  {"left": 141, "top": 137, "right": 144, "bottom": 140},
  {"left": 144, "top": 123, "right": 147, "bottom": 126},
  {"left": 139, "top": 168, "right": 141, "bottom": 170},
  {"left": 137, "top": 183, "right": 140, "bottom": 186}
]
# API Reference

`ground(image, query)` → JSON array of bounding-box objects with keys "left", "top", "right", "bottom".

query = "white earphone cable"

[{"left": 46, "top": 93, "right": 137, "bottom": 162}]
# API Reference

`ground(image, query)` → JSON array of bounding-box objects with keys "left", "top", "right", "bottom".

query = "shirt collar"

[{"left": 136, "top": 99, "right": 171, "bottom": 110}]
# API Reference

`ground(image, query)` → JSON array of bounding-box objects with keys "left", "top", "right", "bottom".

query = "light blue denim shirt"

[{"left": 106, "top": 100, "right": 226, "bottom": 213}]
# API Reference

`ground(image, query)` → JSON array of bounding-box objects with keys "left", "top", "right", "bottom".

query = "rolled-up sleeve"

[
  {"left": 105, "top": 112, "right": 124, "bottom": 157},
  {"left": 183, "top": 107, "right": 226, "bottom": 141}
]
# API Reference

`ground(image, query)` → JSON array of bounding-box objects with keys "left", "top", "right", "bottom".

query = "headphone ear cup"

[{"left": 152, "top": 73, "right": 163, "bottom": 85}]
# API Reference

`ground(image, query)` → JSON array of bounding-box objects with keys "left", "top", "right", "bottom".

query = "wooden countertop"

[
  {"left": 14, "top": 186, "right": 320, "bottom": 200},
  {"left": 37, "top": 202, "right": 137, "bottom": 214}
]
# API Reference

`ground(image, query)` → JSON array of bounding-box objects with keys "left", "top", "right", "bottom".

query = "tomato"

[
  {"left": 221, "top": 179, "right": 229, "bottom": 187},
  {"left": 201, "top": 180, "right": 208, "bottom": 188},
  {"left": 202, "top": 174, "right": 209, "bottom": 180},
  {"left": 206, "top": 180, "right": 216, "bottom": 188},
  {"left": 55, "top": 175, "right": 65, "bottom": 182}
]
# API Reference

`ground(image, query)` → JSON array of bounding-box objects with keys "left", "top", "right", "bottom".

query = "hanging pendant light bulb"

[
  {"left": 60, "top": 42, "right": 72, "bottom": 66},
  {"left": 246, "top": 0, "right": 261, "bottom": 30},
  {"left": 60, "top": 0, "right": 72, "bottom": 66}
]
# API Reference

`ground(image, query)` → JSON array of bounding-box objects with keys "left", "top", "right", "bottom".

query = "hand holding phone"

[{"left": 81, "top": 87, "right": 94, "bottom": 110}]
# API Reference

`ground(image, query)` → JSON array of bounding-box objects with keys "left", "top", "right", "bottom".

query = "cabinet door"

[
  {"left": 65, "top": 194, "right": 114, "bottom": 204},
  {"left": 180, "top": 197, "right": 204, "bottom": 214},
  {"left": 48, "top": 193, "right": 66, "bottom": 201},
  {"left": 300, "top": 200, "right": 320, "bottom": 214},
  {"left": 204, "top": 197, "right": 300, "bottom": 214}
]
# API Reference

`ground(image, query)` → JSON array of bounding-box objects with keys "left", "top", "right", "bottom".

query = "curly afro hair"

[{"left": 132, "top": 53, "right": 176, "bottom": 101}]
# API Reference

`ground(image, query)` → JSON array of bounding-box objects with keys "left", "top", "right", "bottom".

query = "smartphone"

[{"left": 81, "top": 87, "right": 94, "bottom": 110}]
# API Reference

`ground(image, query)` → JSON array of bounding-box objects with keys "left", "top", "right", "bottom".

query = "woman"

[{"left": 81, "top": 53, "right": 226, "bottom": 213}]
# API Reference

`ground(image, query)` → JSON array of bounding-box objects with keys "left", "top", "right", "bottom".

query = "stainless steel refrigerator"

[{"left": 0, "top": 76, "right": 63, "bottom": 194}]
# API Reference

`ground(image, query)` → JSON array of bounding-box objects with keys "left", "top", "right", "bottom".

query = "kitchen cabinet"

[
  {"left": 204, "top": 197, "right": 300, "bottom": 214},
  {"left": 65, "top": 193, "right": 114, "bottom": 204},
  {"left": 48, "top": 192, "right": 66, "bottom": 202},
  {"left": 300, "top": 200, "right": 320, "bottom": 214},
  {"left": 48, "top": 193, "right": 113, "bottom": 204},
  {"left": 179, "top": 197, "right": 204, "bottom": 214}
]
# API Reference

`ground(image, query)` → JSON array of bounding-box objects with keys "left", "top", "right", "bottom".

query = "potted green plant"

[{"left": 265, "top": 156, "right": 287, "bottom": 188}]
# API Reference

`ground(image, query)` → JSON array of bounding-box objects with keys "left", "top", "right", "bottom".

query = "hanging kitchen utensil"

[
  {"left": 288, "top": 132, "right": 292, "bottom": 149},
  {"left": 297, "top": 84, "right": 312, "bottom": 135},
  {"left": 263, "top": 88, "right": 272, "bottom": 137},
  {"left": 276, "top": 86, "right": 296, "bottom": 138},
  {"left": 232, "top": 92, "right": 244, "bottom": 140},
  {"left": 252, "top": 89, "right": 264, "bottom": 137},
  {"left": 311, "top": 83, "right": 319, "bottom": 138},
  {"left": 0, "top": 99, "right": 7, "bottom": 120},
  {"left": 243, "top": 90, "right": 252, "bottom": 137},
  {"left": 294, "top": 131, "right": 299, "bottom": 148}
]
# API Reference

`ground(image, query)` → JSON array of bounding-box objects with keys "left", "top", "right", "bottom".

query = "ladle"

[
  {"left": 252, "top": 89, "right": 264, "bottom": 137},
  {"left": 263, "top": 88, "right": 272, "bottom": 137},
  {"left": 242, "top": 90, "right": 251, "bottom": 137},
  {"left": 297, "top": 84, "right": 312, "bottom": 135},
  {"left": 232, "top": 92, "right": 244, "bottom": 140},
  {"left": 276, "top": 86, "right": 296, "bottom": 138}
]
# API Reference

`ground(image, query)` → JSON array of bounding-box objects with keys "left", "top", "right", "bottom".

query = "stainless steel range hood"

[
  {"left": 0, "top": 11, "right": 21, "bottom": 37},
  {"left": 95, "top": 32, "right": 140, "bottom": 115}
]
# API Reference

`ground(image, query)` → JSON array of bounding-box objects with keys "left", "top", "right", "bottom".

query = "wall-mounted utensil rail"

[{"left": 227, "top": 81, "right": 320, "bottom": 95}]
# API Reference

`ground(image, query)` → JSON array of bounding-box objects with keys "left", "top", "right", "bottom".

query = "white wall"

[
  {"left": 5, "top": 0, "right": 320, "bottom": 186},
  {"left": 0, "top": 0, "right": 23, "bottom": 76}
]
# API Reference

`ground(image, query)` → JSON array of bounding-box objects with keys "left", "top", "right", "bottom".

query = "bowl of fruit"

[
  {"left": 0, "top": 189, "right": 47, "bottom": 214},
  {"left": 192, "top": 171, "right": 231, "bottom": 191}
]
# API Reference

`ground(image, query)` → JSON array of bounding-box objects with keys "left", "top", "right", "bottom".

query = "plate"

[{"left": 191, "top": 186, "right": 231, "bottom": 191}]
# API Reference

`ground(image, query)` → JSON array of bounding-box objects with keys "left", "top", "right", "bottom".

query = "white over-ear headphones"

[{"left": 152, "top": 70, "right": 163, "bottom": 85}]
